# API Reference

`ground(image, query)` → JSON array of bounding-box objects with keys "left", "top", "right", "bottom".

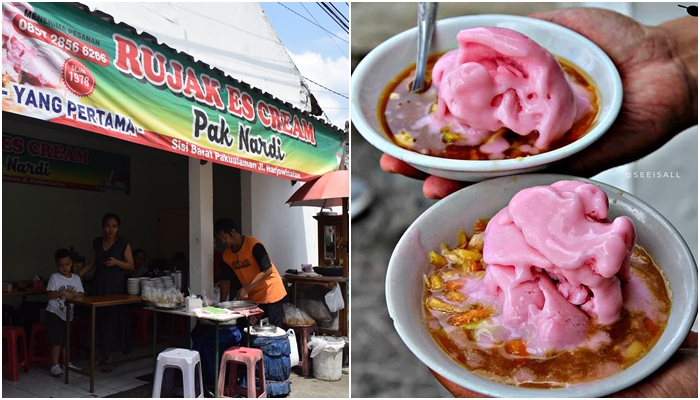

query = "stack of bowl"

[
  {"left": 150, "top": 277, "right": 165, "bottom": 290},
  {"left": 139, "top": 277, "right": 153, "bottom": 291},
  {"left": 126, "top": 278, "right": 140, "bottom": 295},
  {"left": 162, "top": 275, "right": 175, "bottom": 290}
]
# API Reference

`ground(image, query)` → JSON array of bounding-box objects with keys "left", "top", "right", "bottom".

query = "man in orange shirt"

[{"left": 214, "top": 218, "right": 287, "bottom": 327}]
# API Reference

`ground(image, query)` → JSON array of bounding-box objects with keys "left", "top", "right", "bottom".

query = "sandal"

[
  {"left": 101, "top": 360, "right": 114, "bottom": 373},
  {"left": 94, "top": 356, "right": 107, "bottom": 367}
]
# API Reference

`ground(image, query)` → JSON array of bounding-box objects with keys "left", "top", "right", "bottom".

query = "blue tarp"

[
  {"left": 190, "top": 322, "right": 242, "bottom": 386},
  {"left": 251, "top": 333, "right": 292, "bottom": 396},
  {"left": 251, "top": 333, "right": 291, "bottom": 381}
]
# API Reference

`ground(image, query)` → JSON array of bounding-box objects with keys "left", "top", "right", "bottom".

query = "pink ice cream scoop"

[
  {"left": 431, "top": 27, "right": 593, "bottom": 151},
  {"left": 482, "top": 181, "right": 635, "bottom": 353}
]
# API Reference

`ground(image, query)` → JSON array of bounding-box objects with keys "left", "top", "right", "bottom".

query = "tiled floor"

[{"left": 3, "top": 342, "right": 169, "bottom": 398}]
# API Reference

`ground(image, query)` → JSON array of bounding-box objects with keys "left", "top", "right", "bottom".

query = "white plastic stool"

[{"left": 152, "top": 347, "right": 204, "bottom": 398}]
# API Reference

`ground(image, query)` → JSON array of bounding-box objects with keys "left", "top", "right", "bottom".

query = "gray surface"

[
  {"left": 349, "top": 3, "right": 571, "bottom": 398},
  {"left": 105, "top": 367, "right": 350, "bottom": 398},
  {"left": 350, "top": 124, "right": 445, "bottom": 397}
]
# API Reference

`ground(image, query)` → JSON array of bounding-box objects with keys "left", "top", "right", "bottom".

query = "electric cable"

[
  {"left": 329, "top": 3, "right": 348, "bottom": 23},
  {"left": 317, "top": 2, "right": 348, "bottom": 31},
  {"left": 276, "top": 2, "right": 347, "bottom": 42},
  {"left": 303, "top": 76, "right": 348, "bottom": 99},
  {"left": 300, "top": 2, "right": 348, "bottom": 57}
]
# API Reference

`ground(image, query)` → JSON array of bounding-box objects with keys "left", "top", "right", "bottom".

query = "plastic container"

[
  {"left": 308, "top": 335, "right": 345, "bottom": 381},
  {"left": 250, "top": 330, "right": 291, "bottom": 382},
  {"left": 287, "top": 329, "right": 299, "bottom": 367}
]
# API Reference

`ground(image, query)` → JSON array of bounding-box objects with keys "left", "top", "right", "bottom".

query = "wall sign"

[
  {"left": 2, "top": 2, "right": 344, "bottom": 181},
  {"left": 3, "top": 133, "right": 131, "bottom": 194}
]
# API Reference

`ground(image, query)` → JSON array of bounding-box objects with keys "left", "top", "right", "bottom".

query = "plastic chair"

[
  {"left": 285, "top": 324, "right": 318, "bottom": 377},
  {"left": 152, "top": 347, "right": 204, "bottom": 398},
  {"left": 2, "top": 326, "right": 30, "bottom": 381},
  {"left": 218, "top": 346, "right": 266, "bottom": 398}
]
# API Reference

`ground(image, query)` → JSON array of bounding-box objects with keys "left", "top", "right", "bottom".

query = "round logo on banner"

[{"left": 62, "top": 58, "right": 96, "bottom": 97}]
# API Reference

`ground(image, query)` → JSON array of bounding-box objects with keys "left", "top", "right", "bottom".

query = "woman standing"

[{"left": 78, "top": 213, "right": 134, "bottom": 372}]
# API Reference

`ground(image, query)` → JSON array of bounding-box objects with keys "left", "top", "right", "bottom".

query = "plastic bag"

[
  {"left": 324, "top": 283, "right": 344, "bottom": 312},
  {"left": 306, "top": 334, "right": 345, "bottom": 358},
  {"left": 298, "top": 299, "right": 331, "bottom": 322},
  {"left": 283, "top": 303, "right": 316, "bottom": 326}
]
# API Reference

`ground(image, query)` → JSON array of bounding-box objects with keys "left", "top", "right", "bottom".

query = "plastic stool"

[
  {"left": 28, "top": 316, "right": 87, "bottom": 368},
  {"left": 285, "top": 324, "right": 318, "bottom": 377},
  {"left": 28, "top": 322, "right": 50, "bottom": 368},
  {"left": 130, "top": 308, "right": 154, "bottom": 347},
  {"left": 218, "top": 346, "right": 266, "bottom": 398},
  {"left": 2, "top": 326, "right": 29, "bottom": 381},
  {"left": 152, "top": 348, "right": 204, "bottom": 398}
]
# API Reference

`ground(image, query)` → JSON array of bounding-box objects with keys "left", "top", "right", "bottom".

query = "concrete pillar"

[
  {"left": 189, "top": 158, "right": 214, "bottom": 300},
  {"left": 240, "top": 170, "right": 253, "bottom": 235}
]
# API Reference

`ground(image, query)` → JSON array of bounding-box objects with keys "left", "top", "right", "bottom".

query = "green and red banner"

[
  {"left": 3, "top": 133, "right": 131, "bottom": 194},
  {"left": 2, "top": 2, "right": 345, "bottom": 181}
]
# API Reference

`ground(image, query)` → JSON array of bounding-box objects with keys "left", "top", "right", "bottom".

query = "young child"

[{"left": 45, "top": 248, "right": 85, "bottom": 377}]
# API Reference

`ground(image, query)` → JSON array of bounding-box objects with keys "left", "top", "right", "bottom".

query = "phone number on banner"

[{"left": 12, "top": 15, "right": 110, "bottom": 67}]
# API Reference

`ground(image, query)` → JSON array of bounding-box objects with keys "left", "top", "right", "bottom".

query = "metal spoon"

[{"left": 411, "top": 2, "right": 438, "bottom": 93}]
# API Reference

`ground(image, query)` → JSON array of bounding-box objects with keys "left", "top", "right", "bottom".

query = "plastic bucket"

[
  {"left": 310, "top": 336, "right": 345, "bottom": 381},
  {"left": 313, "top": 347, "right": 343, "bottom": 381}
]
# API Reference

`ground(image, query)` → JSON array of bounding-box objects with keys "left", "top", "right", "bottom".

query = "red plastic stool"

[
  {"left": 2, "top": 326, "right": 29, "bottom": 381},
  {"left": 28, "top": 322, "right": 50, "bottom": 368},
  {"left": 218, "top": 346, "right": 266, "bottom": 398},
  {"left": 284, "top": 324, "right": 318, "bottom": 377},
  {"left": 28, "top": 317, "right": 88, "bottom": 368},
  {"left": 130, "top": 308, "right": 154, "bottom": 347}
]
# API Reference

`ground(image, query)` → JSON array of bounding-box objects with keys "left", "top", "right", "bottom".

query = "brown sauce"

[
  {"left": 424, "top": 230, "right": 671, "bottom": 388},
  {"left": 379, "top": 54, "right": 600, "bottom": 160}
]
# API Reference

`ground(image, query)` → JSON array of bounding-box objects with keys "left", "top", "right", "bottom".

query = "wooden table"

[
  {"left": 283, "top": 273, "right": 348, "bottom": 337},
  {"left": 64, "top": 294, "right": 148, "bottom": 393},
  {"left": 2, "top": 287, "right": 47, "bottom": 303}
]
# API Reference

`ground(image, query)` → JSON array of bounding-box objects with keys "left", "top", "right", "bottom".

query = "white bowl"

[
  {"left": 351, "top": 15, "right": 623, "bottom": 182},
  {"left": 386, "top": 174, "right": 697, "bottom": 397}
]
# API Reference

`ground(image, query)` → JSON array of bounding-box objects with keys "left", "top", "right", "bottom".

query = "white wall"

[{"left": 248, "top": 174, "right": 319, "bottom": 271}]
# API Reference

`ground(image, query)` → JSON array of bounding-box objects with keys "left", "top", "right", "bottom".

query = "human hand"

[
  {"left": 103, "top": 257, "right": 114, "bottom": 266},
  {"left": 236, "top": 286, "right": 250, "bottom": 300},
  {"left": 431, "top": 331, "right": 698, "bottom": 398},
  {"left": 380, "top": 7, "right": 698, "bottom": 199}
]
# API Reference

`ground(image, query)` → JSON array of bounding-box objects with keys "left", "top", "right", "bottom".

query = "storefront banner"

[
  {"left": 2, "top": 2, "right": 345, "bottom": 181},
  {"left": 2, "top": 133, "right": 131, "bottom": 194}
]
